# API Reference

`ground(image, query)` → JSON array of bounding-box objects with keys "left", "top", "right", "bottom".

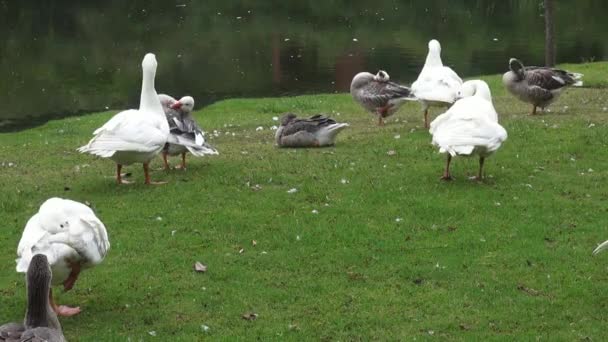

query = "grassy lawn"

[{"left": 1, "top": 62, "right": 608, "bottom": 340}]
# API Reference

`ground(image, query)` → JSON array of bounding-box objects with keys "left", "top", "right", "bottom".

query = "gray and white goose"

[
  {"left": 502, "top": 58, "right": 583, "bottom": 115},
  {"left": 0, "top": 254, "right": 66, "bottom": 342},
  {"left": 350, "top": 70, "right": 415, "bottom": 126},
  {"left": 158, "top": 94, "right": 218, "bottom": 170},
  {"left": 275, "top": 113, "right": 349, "bottom": 147}
]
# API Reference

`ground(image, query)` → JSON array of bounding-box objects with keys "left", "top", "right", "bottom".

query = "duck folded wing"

[
  {"left": 525, "top": 67, "right": 582, "bottom": 89},
  {"left": 79, "top": 119, "right": 166, "bottom": 156},
  {"left": 281, "top": 116, "right": 334, "bottom": 136},
  {"left": 359, "top": 81, "right": 413, "bottom": 108}
]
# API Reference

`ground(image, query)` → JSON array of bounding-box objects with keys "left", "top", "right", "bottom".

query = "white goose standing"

[
  {"left": 15, "top": 198, "right": 110, "bottom": 317},
  {"left": 78, "top": 53, "right": 169, "bottom": 184},
  {"left": 429, "top": 80, "right": 508, "bottom": 181},
  {"left": 411, "top": 39, "right": 463, "bottom": 128}
]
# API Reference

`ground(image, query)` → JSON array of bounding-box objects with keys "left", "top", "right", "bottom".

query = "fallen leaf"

[
  {"left": 239, "top": 248, "right": 244, "bottom": 254},
  {"left": 459, "top": 323, "right": 471, "bottom": 331},
  {"left": 194, "top": 262, "right": 207, "bottom": 273},
  {"left": 252, "top": 240, "right": 257, "bottom": 247},
  {"left": 242, "top": 312, "right": 258, "bottom": 321},
  {"left": 413, "top": 278, "right": 424, "bottom": 285},
  {"left": 448, "top": 226, "right": 457, "bottom": 232},
  {"left": 387, "top": 150, "right": 396, "bottom": 156}
]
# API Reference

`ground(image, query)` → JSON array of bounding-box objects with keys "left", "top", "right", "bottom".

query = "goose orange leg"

[
  {"left": 424, "top": 109, "right": 429, "bottom": 129},
  {"left": 441, "top": 155, "right": 453, "bottom": 181},
  {"left": 144, "top": 162, "right": 167, "bottom": 185},
  {"left": 116, "top": 164, "right": 132, "bottom": 184},
  {"left": 162, "top": 151, "right": 170, "bottom": 170},
  {"left": 175, "top": 152, "right": 187, "bottom": 170}
]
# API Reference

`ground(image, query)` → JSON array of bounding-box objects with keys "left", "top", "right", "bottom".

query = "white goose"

[
  {"left": 430, "top": 80, "right": 508, "bottom": 181},
  {"left": 78, "top": 53, "right": 169, "bottom": 184},
  {"left": 158, "top": 94, "right": 218, "bottom": 170},
  {"left": 593, "top": 240, "right": 608, "bottom": 255},
  {"left": 16, "top": 198, "right": 110, "bottom": 317},
  {"left": 411, "top": 39, "right": 463, "bottom": 128}
]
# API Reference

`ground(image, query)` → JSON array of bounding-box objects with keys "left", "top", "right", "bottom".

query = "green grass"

[{"left": 1, "top": 62, "right": 608, "bottom": 340}]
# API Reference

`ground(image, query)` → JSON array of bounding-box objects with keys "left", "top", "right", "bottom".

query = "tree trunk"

[{"left": 544, "top": 0, "right": 556, "bottom": 67}]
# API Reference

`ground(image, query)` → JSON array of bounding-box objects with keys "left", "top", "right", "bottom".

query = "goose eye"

[{"left": 60, "top": 224, "right": 64, "bottom": 228}]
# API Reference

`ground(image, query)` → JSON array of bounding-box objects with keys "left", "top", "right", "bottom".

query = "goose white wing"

[
  {"left": 432, "top": 116, "right": 507, "bottom": 156},
  {"left": 79, "top": 109, "right": 167, "bottom": 157}
]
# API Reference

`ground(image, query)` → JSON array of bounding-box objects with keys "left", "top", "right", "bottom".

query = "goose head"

[
  {"left": 25, "top": 254, "right": 60, "bottom": 330},
  {"left": 172, "top": 96, "right": 195, "bottom": 113},
  {"left": 373, "top": 70, "right": 390, "bottom": 82},
  {"left": 280, "top": 113, "right": 298, "bottom": 126},
  {"left": 37, "top": 199, "right": 70, "bottom": 233},
  {"left": 423, "top": 39, "right": 443, "bottom": 68},
  {"left": 508, "top": 58, "right": 525, "bottom": 79},
  {"left": 142, "top": 53, "right": 158, "bottom": 74},
  {"left": 455, "top": 80, "right": 492, "bottom": 102}
]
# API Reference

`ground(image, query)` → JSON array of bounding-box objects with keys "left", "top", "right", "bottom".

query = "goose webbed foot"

[
  {"left": 116, "top": 164, "right": 133, "bottom": 184},
  {"left": 50, "top": 289, "right": 81, "bottom": 317},
  {"left": 174, "top": 153, "right": 187, "bottom": 170}
]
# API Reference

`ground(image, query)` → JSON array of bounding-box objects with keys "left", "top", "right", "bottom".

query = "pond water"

[{"left": 1, "top": 0, "right": 606, "bottom": 131}]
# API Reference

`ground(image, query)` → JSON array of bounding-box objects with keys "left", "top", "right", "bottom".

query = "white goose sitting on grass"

[
  {"left": 0, "top": 254, "right": 66, "bottom": 342},
  {"left": 502, "top": 58, "right": 583, "bottom": 115},
  {"left": 15, "top": 198, "right": 110, "bottom": 317},
  {"left": 430, "top": 80, "right": 508, "bottom": 181},
  {"left": 275, "top": 113, "right": 349, "bottom": 147},
  {"left": 78, "top": 53, "right": 169, "bottom": 185},
  {"left": 158, "top": 94, "right": 218, "bottom": 170},
  {"left": 411, "top": 39, "right": 463, "bottom": 129},
  {"left": 350, "top": 70, "right": 415, "bottom": 126}
]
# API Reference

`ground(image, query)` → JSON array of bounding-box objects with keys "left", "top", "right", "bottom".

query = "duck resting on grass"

[
  {"left": 78, "top": 53, "right": 169, "bottom": 185},
  {"left": 350, "top": 70, "right": 415, "bottom": 126},
  {"left": 0, "top": 254, "right": 66, "bottom": 342},
  {"left": 593, "top": 240, "right": 608, "bottom": 255},
  {"left": 15, "top": 198, "right": 110, "bottom": 317},
  {"left": 275, "top": 113, "right": 349, "bottom": 147},
  {"left": 429, "top": 80, "right": 508, "bottom": 181},
  {"left": 411, "top": 39, "right": 463, "bottom": 129},
  {"left": 502, "top": 58, "right": 583, "bottom": 115},
  {"left": 158, "top": 94, "right": 218, "bottom": 170}
]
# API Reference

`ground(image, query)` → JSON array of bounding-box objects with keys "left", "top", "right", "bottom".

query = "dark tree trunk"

[{"left": 544, "top": 0, "right": 556, "bottom": 67}]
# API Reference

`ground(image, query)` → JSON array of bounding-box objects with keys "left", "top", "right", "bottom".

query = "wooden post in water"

[{"left": 544, "top": 0, "right": 556, "bottom": 67}]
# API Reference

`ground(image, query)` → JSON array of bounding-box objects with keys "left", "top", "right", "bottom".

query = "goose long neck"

[
  {"left": 139, "top": 67, "right": 163, "bottom": 114},
  {"left": 473, "top": 81, "right": 492, "bottom": 102},
  {"left": 24, "top": 280, "right": 55, "bottom": 329},
  {"left": 424, "top": 49, "right": 443, "bottom": 68}
]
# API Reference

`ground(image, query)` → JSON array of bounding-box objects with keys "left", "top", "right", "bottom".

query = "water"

[{"left": 1, "top": 0, "right": 606, "bottom": 131}]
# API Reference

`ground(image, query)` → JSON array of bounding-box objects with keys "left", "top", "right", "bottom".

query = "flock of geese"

[{"left": 0, "top": 39, "right": 602, "bottom": 341}]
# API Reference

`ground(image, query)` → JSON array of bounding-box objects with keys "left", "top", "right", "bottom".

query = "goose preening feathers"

[
  {"left": 158, "top": 94, "right": 218, "bottom": 170},
  {"left": 593, "top": 240, "right": 608, "bottom": 255},
  {"left": 411, "top": 39, "right": 463, "bottom": 128},
  {"left": 78, "top": 53, "right": 169, "bottom": 184},
  {"left": 429, "top": 80, "right": 508, "bottom": 181},
  {"left": 0, "top": 255, "right": 66, "bottom": 342},
  {"left": 275, "top": 113, "right": 349, "bottom": 147},
  {"left": 15, "top": 198, "right": 110, "bottom": 317},
  {"left": 350, "top": 70, "right": 415, "bottom": 126},
  {"left": 502, "top": 58, "right": 583, "bottom": 115}
]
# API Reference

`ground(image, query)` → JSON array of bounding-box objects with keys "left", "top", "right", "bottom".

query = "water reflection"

[{"left": 0, "top": 0, "right": 606, "bottom": 131}]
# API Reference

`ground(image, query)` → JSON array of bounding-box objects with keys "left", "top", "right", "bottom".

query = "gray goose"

[
  {"left": 502, "top": 58, "right": 583, "bottom": 115},
  {"left": 275, "top": 113, "right": 349, "bottom": 147},
  {"left": 158, "top": 94, "right": 218, "bottom": 170},
  {"left": 350, "top": 70, "right": 415, "bottom": 126},
  {"left": 0, "top": 254, "right": 66, "bottom": 342}
]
